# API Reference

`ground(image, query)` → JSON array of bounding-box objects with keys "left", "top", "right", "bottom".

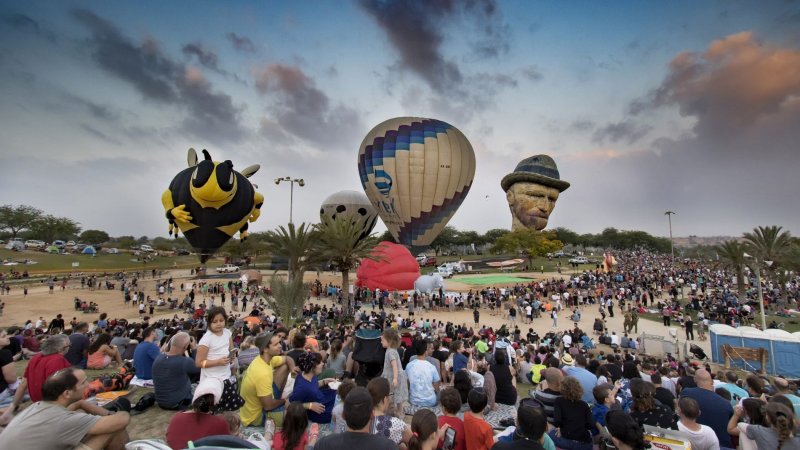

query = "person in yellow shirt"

[
  {"left": 528, "top": 357, "right": 547, "bottom": 386},
  {"left": 240, "top": 333, "right": 294, "bottom": 427}
]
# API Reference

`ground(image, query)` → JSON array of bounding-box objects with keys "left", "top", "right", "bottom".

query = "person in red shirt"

[
  {"left": 438, "top": 388, "right": 466, "bottom": 450},
  {"left": 166, "top": 377, "right": 230, "bottom": 450},
  {"left": 0, "top": 334, "right": 71, "bottom": 426},
  {"left": 463, "top": 388, "right": 495, "bottom": 450}
]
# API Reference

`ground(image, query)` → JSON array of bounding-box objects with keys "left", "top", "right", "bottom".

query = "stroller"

[{"left": 351, "top": 321, "right": 385, "bottom": 387}]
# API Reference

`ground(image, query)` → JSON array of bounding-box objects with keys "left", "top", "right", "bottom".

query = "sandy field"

[{"left": 0, "top": 268, "right": 710, "bottom": 357}]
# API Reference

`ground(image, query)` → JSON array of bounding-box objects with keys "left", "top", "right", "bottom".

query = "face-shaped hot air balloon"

[
  {"left": 358, "top": 117, "right": 476, "bottom": 249},
  {"left": 161, "top": 148, "right": 264, "bottom": 263},
  {"left": 319, "top": 190, "right": 378, "bottom": 242}
]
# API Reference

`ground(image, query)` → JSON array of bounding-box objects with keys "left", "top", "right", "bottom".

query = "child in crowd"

[
  {"left": 463, "top": 388, "right": 494, "bottom": 450},
  {"left": 438, "top": 388, "right": 466, "bottom": 450},
  {"left": 330, "top": 380, "right": 356, "bottom": 434},
  {"left": 381, "top": 328, "right": 408, "bottom": 416},
  {"left": 592, "top": 382, "right": 620, "bottom": 436}
]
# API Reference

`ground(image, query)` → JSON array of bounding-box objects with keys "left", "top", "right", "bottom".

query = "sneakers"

[{"left": 264, "top": 418, "right": 276, "bottom": 439}]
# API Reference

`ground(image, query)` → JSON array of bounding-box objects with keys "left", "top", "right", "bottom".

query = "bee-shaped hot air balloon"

[{"left": 162, "top": 148, "right": 264, "bottom": 263}]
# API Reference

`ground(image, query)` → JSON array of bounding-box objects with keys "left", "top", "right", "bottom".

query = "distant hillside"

[{"left": 673, "top": 236, "right": 743, "bottom": 248}]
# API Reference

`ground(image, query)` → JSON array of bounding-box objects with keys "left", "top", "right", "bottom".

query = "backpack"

[{"left": 83, "top": 362, "right": 135, "bottom": 399}]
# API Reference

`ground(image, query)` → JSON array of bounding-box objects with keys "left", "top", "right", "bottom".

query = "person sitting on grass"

[
  {"left": 438, "top": 388, "right": 466, "bottom": 450},
  {"left": 464, "top": 388, "right": 494, "bottom": 450},
  {"left": 166, "top": 377, "right": 231, "bottom": 450},
  {"left": 272, "top": 402, "right": 320, "bottom": 450},
  {"left": 313, "top": 387, "right": 396, "bottom": 450},
  {"left": 408, "top": 408, "right": 451, "bottom": 450},
  {"left": 0, "top": 367, "right": 130, "bottom": 450},
  {"left": 87, "top": 333, "right": 124, "bottom": 369}
]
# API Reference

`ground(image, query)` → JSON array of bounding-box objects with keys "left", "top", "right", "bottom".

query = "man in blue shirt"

[
  {"left": 133, "top": 327, "right": 161, "bottom": 380},
  {"left": 718, "top": 371, "right": 749, "bottom": 407},
  {"left": 562, "top": 354, "right": 597, "bottom": 405},
  {"left": 680, "top": 369, "right": 733, "bottom": 448}
]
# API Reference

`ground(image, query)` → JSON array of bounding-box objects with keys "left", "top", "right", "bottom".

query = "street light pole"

[
  {"left": 664, "top": 211, "right": 676, "bottom": 263},
  {"left": 274, "top": 176, "right": 305, "bottom": 224}
]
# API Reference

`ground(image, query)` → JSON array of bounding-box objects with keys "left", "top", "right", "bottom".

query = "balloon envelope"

[
  {"left": 358, "top": 117, "right": 476, "bottom": 248},
  {"left": 356, "top": 241, "right": 420, "bottom": 291},
  {"left": 319, "top": 190, "right": 378, "bottom": 242}
]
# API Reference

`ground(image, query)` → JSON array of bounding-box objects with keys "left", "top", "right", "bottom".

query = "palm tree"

[
  {"left": 715, "top": 240, "right": 747, "bottom": 302},
  {"left": 743, "top": 225, "right": 793, "bottom": 263},
  {"left": 743, "top": 225, "right": 793, "bottom": 306},
  {"left": 261, "top": 222, "right": 318, "bottom": 282},
  {"left": 266, "top": 274, "right": 309, "bottom": 323},
  {"left": 313, "top": 215, "right": 380, "bottom": 311}
]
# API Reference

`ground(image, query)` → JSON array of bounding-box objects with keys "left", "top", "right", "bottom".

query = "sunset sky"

[{"left": 1, "top": 1, "right": 799, "bottom": 241}]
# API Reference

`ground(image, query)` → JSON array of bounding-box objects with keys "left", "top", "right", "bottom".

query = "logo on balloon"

[{"left": 374, "top": 169, "right": 393, "bottom": 196}]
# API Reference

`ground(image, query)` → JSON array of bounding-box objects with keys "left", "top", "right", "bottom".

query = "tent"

[
  {"left": 4, "top": 241, "right": 24, "bottom": 251},
  {"left": 46, "top": 245, "right": 60, "bottom": 254},
  {"left": 82, "top": 246, "right": 97, "bottom": 255},
  {"left": 709, "top": 324, "right": 800, "bottom": 377}
]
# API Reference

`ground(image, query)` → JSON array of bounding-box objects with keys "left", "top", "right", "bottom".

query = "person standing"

[
  {"left": 551, "top": 309, "right": 558, "bottom": 329},
  {"left": 685, "top": 315, "right": 695, "bottom": 341}
]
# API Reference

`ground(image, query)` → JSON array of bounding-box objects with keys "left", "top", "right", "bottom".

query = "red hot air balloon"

[{"left": 356, "top": 241, "right": 420, "bottom": 291}]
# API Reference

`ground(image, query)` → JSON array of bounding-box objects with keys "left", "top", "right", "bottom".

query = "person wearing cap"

[
  {"left": 313, "top": 386, "right": 396, "bottom": 450},
  {"left": 500, "top": 155, "right": 570, "bottom": 231},
  {"left": 166, "top": 377, "right": 231, "bottom": 450}
]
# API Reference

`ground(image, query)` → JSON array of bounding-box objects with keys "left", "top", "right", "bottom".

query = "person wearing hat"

[
  {"left": 500, "top": 155, "right": 570, "bottom": 231},
  {"left": 563, "top": 354, "right": 598, "bottom": 406},
  {"left": 166, "top": 377, "right": 231, "bottom": 450},
  {"left": 313, "top": 387, "right": 396, "bottom": 450}
]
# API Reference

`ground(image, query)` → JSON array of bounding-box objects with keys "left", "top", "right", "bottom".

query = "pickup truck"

[{"left": 216, "top": 264, "right": 240, "bottom": 273}]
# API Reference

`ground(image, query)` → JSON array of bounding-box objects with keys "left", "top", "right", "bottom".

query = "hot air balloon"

[
  {"left": 319, "top": 190, "right": 378, "bottom": 242},
  {"left": 356, "top": 241, "right": 420, "bottom": 291},
  {"left": 357, "top": 117, "right": 475, "bottom": 250},
  {"left": 162, "top": 148, "right": 263, "bottom": 263}
]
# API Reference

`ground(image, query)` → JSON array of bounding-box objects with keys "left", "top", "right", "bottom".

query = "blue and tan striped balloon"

[{"left": 358, "top": 117, "right": 476, "bottom": 249}]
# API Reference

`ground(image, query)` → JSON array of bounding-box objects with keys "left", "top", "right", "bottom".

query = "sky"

[{"left": 1, "top": 0, "right": 799, "bottom": 242}]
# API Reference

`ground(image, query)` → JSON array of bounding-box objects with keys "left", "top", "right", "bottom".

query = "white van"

[
  {"left": 140, "top": 244, "right": 155, "bottom": 252},
  {"left": 435, "top": 266, "right": 453, "bottom": 278}
]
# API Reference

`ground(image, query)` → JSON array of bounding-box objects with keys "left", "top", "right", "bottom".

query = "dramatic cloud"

[
  {"left": 358, "top": 0, "right": 509, "bottom": 94},
  {"left": 71, "top": 8, "right": 245, "bottom": 144},
  {"left": 252, "top": 63, "right": 361, "bottom": 147},
  {"left": 1, "top": 12, "right": 56, "bottom": 42},
  {"left": 633, "top": 32, "right": 800, "bottom": 142},
  {"left": 592, "top": 120, "right": 652, "bottom": 145},
  {"left": 226, "top": 32, "right": 256, "bottom": 53},
  {"left": 182, "top": 42, "right": 220, "bottom": 71}
]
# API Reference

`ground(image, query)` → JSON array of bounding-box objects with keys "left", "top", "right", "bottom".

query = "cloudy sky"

[{"left": 1, "top": 1, "right": 799, "bottom": 241}]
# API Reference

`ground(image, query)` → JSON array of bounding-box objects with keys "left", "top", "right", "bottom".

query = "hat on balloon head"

[{"left": 501, "top": 155, "right": 570, "bottom": 193}]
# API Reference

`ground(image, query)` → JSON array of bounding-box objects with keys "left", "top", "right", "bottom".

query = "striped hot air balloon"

[{"left": 358, "top": 117, "right": 476, "bottom": 249}]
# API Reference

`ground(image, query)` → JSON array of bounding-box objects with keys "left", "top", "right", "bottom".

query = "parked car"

[
  {"left": 434, "top": 266, "right": 454, "bottom": 278},
  {"left": 416, "top": 255, "right": 437, "bottom": 267},
  {"left": 569, "top": 256, "right": 589, "bottom": 264},
  {"left": 103, "top": 248, "right": 119, "bottom": 254},
  {"left": 24, "top": 240, "right": 45, "bottom": 249},
  {"left": 174, "top": 248, "right": 190, "bottom": 256},
  {"left": 216, "top": 264, "right": 240, "bottom": 273},
  {"left": 52, "top": 240, "right": 66, "bottom": 249},
  {"left": 140, "top": 244, "right": 155, "bottom": 252},
  {"left": 66, "top": 241, "right": 76, "bottom": 247}
]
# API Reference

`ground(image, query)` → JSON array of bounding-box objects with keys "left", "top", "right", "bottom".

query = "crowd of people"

[{"left": 0, "top": 249, "right": 798, "bottom": 450}]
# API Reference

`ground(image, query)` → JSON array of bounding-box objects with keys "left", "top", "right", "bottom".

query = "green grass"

[
  {"left": 1, "top": 248, "right": 202, "bottom": 275},
  {"left": 456, "top": 275, "right": 537, "bottom": 285}
]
